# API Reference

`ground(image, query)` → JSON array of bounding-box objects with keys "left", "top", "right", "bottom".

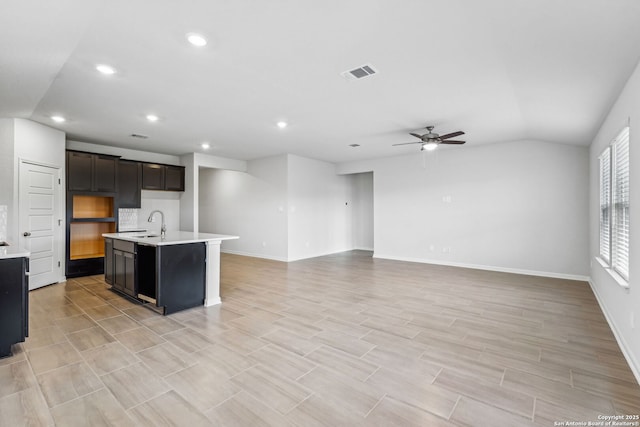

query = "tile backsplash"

[
  {"left": 0, "top": 205, "right": 7, "bottom": 242},
  {"left": 118, "top": 208, "right": 139, "bottom": 231}
]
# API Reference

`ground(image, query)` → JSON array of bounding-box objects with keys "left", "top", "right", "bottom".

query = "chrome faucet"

[{"left": 147, "top": 210, "right": 166, "bottom": 238}]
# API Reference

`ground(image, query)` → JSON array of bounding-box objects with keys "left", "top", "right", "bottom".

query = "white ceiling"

[{"left": 2, "top": 0, "right": 640, "bottom": 163}]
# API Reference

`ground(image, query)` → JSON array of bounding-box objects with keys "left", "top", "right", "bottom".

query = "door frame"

[{"left": 18, "top": 158, "right": 66, "bottom": 287}]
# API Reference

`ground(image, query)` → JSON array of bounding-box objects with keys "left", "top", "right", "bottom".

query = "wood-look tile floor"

[{"left": 1, "top": 251, "right": 639, "bottom": 426}]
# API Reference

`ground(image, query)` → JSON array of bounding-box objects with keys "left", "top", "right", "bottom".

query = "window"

[{"left": 598, "top": 127, "right": 630, "bottom": 283}]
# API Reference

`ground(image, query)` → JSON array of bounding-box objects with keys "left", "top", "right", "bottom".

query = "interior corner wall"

[
  {"left": 338, "top": 139, "right": 589, "bottom": 279},
  {"left": 199, "top": 155, "right": 289, "bottom": 261},
  {"left": 287, "top": 154, "right": 352, "bottom": 261},
  {"left": 588, "top": 59, "right": 640, "bottom": 382}
]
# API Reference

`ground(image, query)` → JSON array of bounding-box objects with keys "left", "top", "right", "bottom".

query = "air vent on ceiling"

[
  {"left": 130, "top": 133, "right": 149, "bottom": 139},
  {"left": 341, "top": 64, "right": 378, "bottom": 80}
]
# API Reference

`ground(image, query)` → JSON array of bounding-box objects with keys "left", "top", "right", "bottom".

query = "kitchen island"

[{"left": 103, "top": 231, "right": 238, "bottom": 314}]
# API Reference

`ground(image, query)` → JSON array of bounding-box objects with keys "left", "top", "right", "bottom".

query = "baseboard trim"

[
  {"left": 221, "top": 250, "right": 288, "bottom": 262},
  {"left": 287, "top": 248, "right": 353, "bottom": 262},
  {"left": 222, "top": 248, "right": 367, "bottom": 263},
  {"left": 372, "top": 253, "right": 590, "bottom": 282},
  {"left": 588, "top": 279, "right": 640, "bottom": 385}
]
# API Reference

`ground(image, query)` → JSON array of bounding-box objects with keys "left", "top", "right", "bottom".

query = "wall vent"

[
  {"left": 341, "top": 64, "right": 378, "bottom": 80},
  {"left": 130, "top": 133, "right": 149, "bottom": 139},
  {"left": 349, "top": 144, "right": 360, "bottom": 147}
]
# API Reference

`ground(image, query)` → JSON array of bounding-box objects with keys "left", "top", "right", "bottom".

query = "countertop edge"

[
  {"left": 102, "top": 232, "right": 239, "bottom": 247},
  {"left": 0, "top": 249, "right": 30, "bottom": 259}
]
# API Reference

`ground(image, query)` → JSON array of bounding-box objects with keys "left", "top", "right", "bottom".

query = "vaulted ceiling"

[{"left": 2, "top": 0, "right": 640, "bottom": 162}]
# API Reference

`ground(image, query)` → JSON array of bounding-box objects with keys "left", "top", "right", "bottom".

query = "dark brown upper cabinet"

[
  {"left": 118, "top": 160, "right": 142, "bottom": 208},
  {"left": 165, "top": 165, "right": 185, "bottom": 191},
  {"left": 142, "top": 163, "right": 165, "bottom": 190},
  {"left": 142, "top": 163, "right": 185, "bottom": 191},
  {"left": 67, "top": 151, "right": 119, "bottom": 193}
]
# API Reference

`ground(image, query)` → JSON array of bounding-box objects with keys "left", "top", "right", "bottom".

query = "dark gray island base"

[
  {"left": 0, "top": 255, "right": 29, "bottom": 358},
  {"left": 103, "top": 231, "right": 238, "bottom": 315},
  {"left": 137, "top": 243, "right": 206, "bottom": 315}
]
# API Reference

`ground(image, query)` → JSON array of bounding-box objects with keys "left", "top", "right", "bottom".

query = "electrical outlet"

[
  {"left": 429, "top": 245, "right": 435, "bottom": 252},
  {"left": 442, "top": 195, "right": 452, "bottom": 203},
  {"left": 262, "top": 241, "right": 267, "bottom": 247}
]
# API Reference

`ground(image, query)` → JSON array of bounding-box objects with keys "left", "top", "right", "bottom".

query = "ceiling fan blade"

[
  {"left": 440, "top": 140, "right": 466, "bottom": 145},
  {"left": 439, "top": 131, "right": 465, "bottom": 140},
  {"left": 392, "top": 141, "right": 422, "bottom": 146},
  {"left": 409, "top": 133, "right": 423, "bottom": 139}
]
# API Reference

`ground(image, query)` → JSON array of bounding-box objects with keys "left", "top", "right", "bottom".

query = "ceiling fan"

[{"left": 393, "top": 125, "right": 466, "bottom": 151}]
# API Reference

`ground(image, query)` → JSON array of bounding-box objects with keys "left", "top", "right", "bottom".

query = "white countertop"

[
  {"left": 102, "top": 231, "right": 239, "bottom": 246},
  {"left": 0, "top": 244, "right": 30, "bottom": 259}
]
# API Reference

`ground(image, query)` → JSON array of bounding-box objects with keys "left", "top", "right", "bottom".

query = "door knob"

[{"left": 23, "top": 232, "right": 31, "bottom": 237}]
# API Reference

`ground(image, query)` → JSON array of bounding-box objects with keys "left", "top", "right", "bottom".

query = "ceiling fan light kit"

[{"left": 393, "top": 125, "right": 466, "bottom": 151}]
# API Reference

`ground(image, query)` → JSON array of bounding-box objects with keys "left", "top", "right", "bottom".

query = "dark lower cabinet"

[
  {"left": 112, "top": 240, "right": 136, "bottom": 298},
  {"left": 105, "top": 239, "right": 205, "bottom": 315},
  {"left": 0, "top": 257, "right": 29, "bottom": 358}
]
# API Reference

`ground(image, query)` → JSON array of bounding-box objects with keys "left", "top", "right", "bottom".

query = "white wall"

[
  {"left": 347, "top": 172, "right": 374, "bottom": 250},
  {"left": 199, "top": 155, "right": 289, "bottom": 261},
  {"left": 0, "top": 119, "right": 66, "bottom": 282},
  {"left": 339, "top": 140, "right": 589, "bottom": 279},
  {"left": 287, "top": 155, "right": 352, "bottom": 260},
  {"left": 198, "top": 154, "right": 355, "bottom": 261},
  {"left": 139, "top": 190, "right": 181, "bottom": 233},
  {"left": 589, "top": 60, "right": 640, "bottom": 381},
  {"left": 180, "top": 152, "right": 247, "bottom": 233},
  {"left": 0, "top": 119, "right": 15, "bottom": 212}
]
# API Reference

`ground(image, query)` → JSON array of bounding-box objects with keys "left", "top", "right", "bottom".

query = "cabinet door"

[
  {"left": 113, "top": 249, "right": 125, "bottom": 292},
  {"left": 142, "top": 163, "right": 165, "bottom": 190},
  {"left": 67, "top": 152, "right": 93, "bottom": 191},
  {"left": 118, "top": 160, "right": 141, "bottom": 208},
  {"left": 104, "top": 238, "right": 113, "bottom": 284},
  {"left": 94, "top": 155, "right": 118, "bottom": 192},
  {"left": 165, "top": 166, "right": 185, "bottom": 191},
  {"left": 124, "top": 252, "right": 136, "bottom": 296},
  {"left": 0, "top": 258, "right": 28, "bottom": 357}
]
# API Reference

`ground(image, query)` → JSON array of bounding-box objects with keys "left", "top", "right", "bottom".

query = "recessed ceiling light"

[
  {"left": 277, "top": 121, "right": 288, "bottom": 129},
  {"left": 51, "top": 115, "right": 66, "bottom": 123},
  {"left": 186, "top": 33, "right": 207, "bottom": 47},
  {"left": 96, "top": 64, "right": 116, "bottom": 75},
  {"left": 146, "top": 114, "right": 159, "bottom": 122},
  {"left": 201, "top": 142, "right": 210, "bottom": 149}
]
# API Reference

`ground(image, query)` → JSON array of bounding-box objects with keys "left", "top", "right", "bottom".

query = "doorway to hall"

[{"left": 347, "top": 171, "right": 374, "bottom": 253}]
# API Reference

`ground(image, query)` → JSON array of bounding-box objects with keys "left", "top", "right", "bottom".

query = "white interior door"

[{"left": 19, "top": 161, "right": 63, "bottom": 290}]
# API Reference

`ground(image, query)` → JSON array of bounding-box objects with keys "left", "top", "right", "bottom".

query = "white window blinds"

[
  {"left": 612, "top": 127, "right": 630, "bottom": 280},
  {"left": 599, "top": 147, "right": 611, "bottom": 263}
]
